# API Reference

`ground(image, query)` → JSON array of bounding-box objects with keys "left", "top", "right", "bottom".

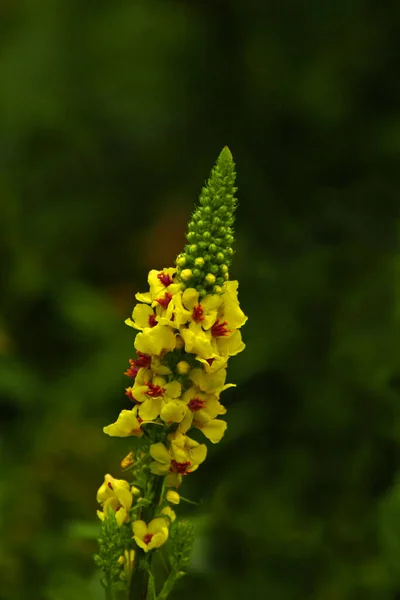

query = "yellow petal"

[
  {"left": 134, "top": 536, "right": 150, "bottom": 552},
  {"left": 132, "top": 520, "right": 148, "bottom": 539},
  {"left": 150, "top": 462, "right": 170, "bottom": 476},
  {"left": 148, "top": 517, "right": 169, "bottom": 534},
  {"left": 103, "top": 410, "right": 142, "bottom": 438},
  {"left": 150, "top": 443, "right": 172, "bottom": 464},
  {"left": 139, "top": 398, "right": 161, "bottom": 420},
  {"left": 165, "top": 472, "right": 181, "bottom": 487},
  {"left": 160, "top": 402, "right": 186, "bottom": 424},
  {"left": 220, "top": 280, "right": 248, "bottom": 328},
  {"left": 190, "top": 443, "right": 207, "bottom": 466},
  {"left": 198, "top": 419, "right": 227, "bottom": 443},
  {"left": 135, "top": 325, "right": 176, "bottom": 356},
  {"left": 182, "top": 288, "right": 199, "bottom": 310},
  {"left": 132, "top": 304, "right": 154, "bottom": 330},
  {"left": 135, "top": 292, "right": 152, "bottom": 304},
  {"left": 217, "top": 329, "right": 245, "bottom": 358},
  {"left": 147, "top": 530, "right": 168, "bottom": 550},
  {"left": 161, "top": 507, "right": 176, "bottom": 523},
  {"left": 165, "top": 380, "right": 182, "bottom": 399}
]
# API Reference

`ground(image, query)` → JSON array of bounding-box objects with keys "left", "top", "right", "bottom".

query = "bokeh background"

[{"left": 1, "top": 1, "right": 399, "bottom": 598}]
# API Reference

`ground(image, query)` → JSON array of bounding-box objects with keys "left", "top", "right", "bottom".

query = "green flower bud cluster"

[
  {"left": 176, "top": 146, "right": 238, "bottom": 295},
  {"left": 94, "top": 511, "right": 132, "bottom": 594},
  {"left": 169, "top": 519, "right": 196, "bottom": 571}
]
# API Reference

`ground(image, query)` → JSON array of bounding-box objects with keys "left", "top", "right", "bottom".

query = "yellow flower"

[
  {"left": 96, "top": 474, "right": 132, "bottom": 526},
  {"left": 148, "top": 268, "right": 181, "bottom": 299},
  {"left": 133, "top": 517, "right": 169, "bottom": 552},
  {"left": 132, "top": 374, "right": 181, "bottom": 421},
  {"left": 103, "top": 409, "right": 143, "bottom": 438},
  {"left": 149, "top": 436, "right": 207, "bottom": 487},
  {"left": 166, "top": 490, "right": 180, "bottom": 504},
  {"left": 189, "top": 366, "right": 235, "bottom": 395},
  {"left": 219, "top": 280, "right": 247, "bottom": 329},
  {"left": 180, "top": 320, "right": 245, "bottom": 360},
  {"left": 176, "top": 386, "right": 227, "bottom": 443},
  {"left": 174, "top": 288, "right": 222, "bottom": 329},
  {"left": 196, "top": 354, "right": 228, "bottom": 373},
  {"left": 134, "top": 324, "right": 176, "bottom": 357},
  {"left": 125, "top": 303, "right": 158, "bottom": 330}
]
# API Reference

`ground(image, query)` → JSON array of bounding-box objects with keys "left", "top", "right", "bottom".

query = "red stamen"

[
  {"left": 148, "top": 313, "right": 157, "bottom": 327},
  {"left": 143, "top": 533, "right": 154, "bottom": 545},
  {"left": 124, "top": 359, "right": 137, "bottom": 378},
  {"left": 137, "top": 416, "right": 143, "bottom": 424},
  {"left": 157, "top": 272, "right": 173, "bottom": 287},
  {"left": 145, "top": 382, "right": 165, "bottom": 398},
  {"left": 170, "top": 460, "right": 191, "bottom": 475},
  {"left": 192, "top": 304, "right": 205, "bottom": 323},
  {"left": 206, "top": 358, "right": 215, "bottom": 366},
  {"left": 188, "top": 397, "right": 206, "bottom": 412},
  {"left": 211, "top": 318, "right": 231, "bottom": 337},
  {"left": 125, "top": 353, "right": 152, "bottom": 378},
  {"left": 155, "top": 292, "right": 172, "bottom": 309}
]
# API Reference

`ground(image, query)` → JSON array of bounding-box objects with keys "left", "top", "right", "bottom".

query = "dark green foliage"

[{"left": 94, "top": 512, "right": 132, "bottom": 596}]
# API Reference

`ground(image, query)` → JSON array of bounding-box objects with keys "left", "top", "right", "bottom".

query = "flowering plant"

[{"left": 94, "top": 147, "right": 247, "bottom": 599}]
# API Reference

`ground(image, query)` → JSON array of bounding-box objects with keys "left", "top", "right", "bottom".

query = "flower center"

[
  {"left": 192, "top": 303, "right": 205, "bottom": 323},
  {"left": 170, "top": 459, "right": 191, "bottom": 474},
  {"left": 156, "top": 292, "right": 172, "bottom": 309},
  {"left": 107, "top": 482, "right": 113, "bottom": 490},
  {"left": 143, "top": 533, "right": 154, "bottom": 545},
  {"left": 148, "top": 313, "right": 157, "bottom": 327},
  {"left": 157, "top": 272, "right": 173, "bottom": 287},
  {"left": 188, "top": 397, "right": 206, "bottom": 412},
  {"left": 206, "top": 358, "right": 215, "bottom": 366},
  {"left": 211, "top": 318, "right": 231, "bottom": 337},
  {"left": 145, "top": 382, "right": 165, "bottom": 397}
]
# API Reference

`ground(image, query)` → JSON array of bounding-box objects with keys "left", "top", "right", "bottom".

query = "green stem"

[
  {"left": 156, "top": 571, "right": 185, "bottom": 600},
  {"left": 129, "top": 475, "right": 164, "bottom": 600}
]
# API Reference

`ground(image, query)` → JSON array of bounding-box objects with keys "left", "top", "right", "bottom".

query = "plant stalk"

[{"left": 129, "top": 475, "right": 164, "bottom": 600}]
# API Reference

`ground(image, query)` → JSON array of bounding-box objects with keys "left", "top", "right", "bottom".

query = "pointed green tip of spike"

[{"left": 218, "top": 145, "right": 233, "bottom": 162}]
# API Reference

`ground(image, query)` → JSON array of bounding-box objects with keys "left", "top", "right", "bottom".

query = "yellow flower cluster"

[{"left": 96, "top": 265, "right": 246, "bottom": 553}]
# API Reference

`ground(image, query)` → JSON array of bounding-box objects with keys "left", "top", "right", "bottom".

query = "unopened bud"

[
  {"left": 176, "top": 255, "right": 187, "bottom": 267},
  {"left": 176, "top": 361, "right": 190, "bottom": 375},
  {"left": 166, "top": 490, "right": 180, "bottom": 504},
  {"left": 205, "top": 273, "right": 216, "bottom": 285},
  {"left": 121, "top": 451, "right": 134, "bottom": 469},
  {"left": 181, "top": 269, "right": 193, "bottom": 281}
]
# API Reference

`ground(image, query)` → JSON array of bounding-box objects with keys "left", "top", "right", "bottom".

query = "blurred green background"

[{"left": 1, "top": 1, "right": 399, "bottom": 598}]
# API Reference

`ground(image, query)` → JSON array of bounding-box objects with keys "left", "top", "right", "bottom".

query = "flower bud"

[
  {"left": 205, "top": 273, "right": 216, "bottom": 285},
  {"left": 194, "top": 257, "right": 205, "bottom": 267},
  {"left": 177, "top": 255, "right": 187, "bottom": 266},
  {"left": 176, "top": 361, "right": 191, "bottom": 375},
  {"left": 121, "top": 451, "right": 134, "bottom": 469},
  {"left": 181, "top": 269, "right": 193, "bottom": 281}
]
